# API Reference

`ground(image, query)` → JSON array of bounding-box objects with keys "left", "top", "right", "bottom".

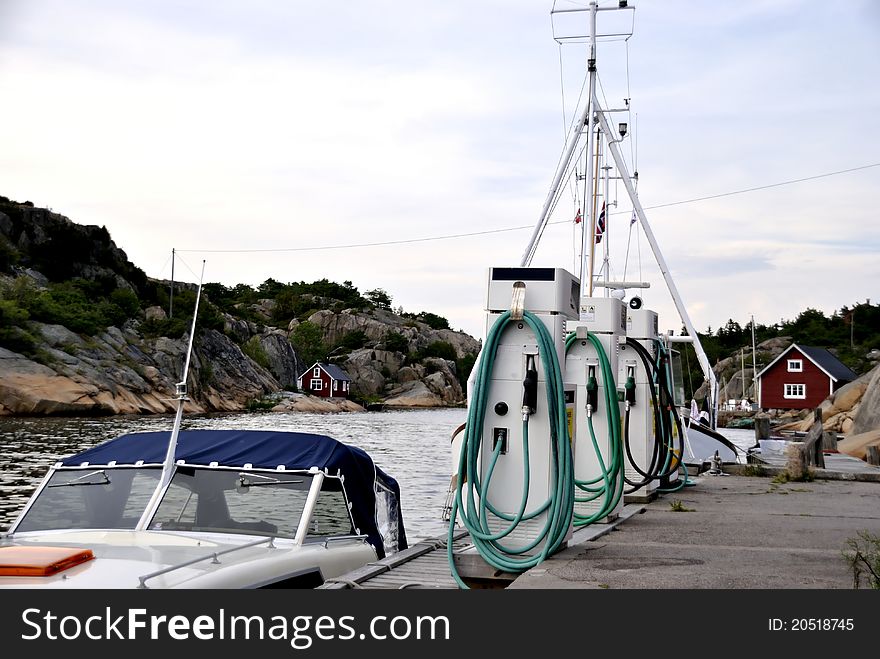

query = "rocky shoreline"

[{"left": 0, "top": 312, "right": 476, "bottom": 417}]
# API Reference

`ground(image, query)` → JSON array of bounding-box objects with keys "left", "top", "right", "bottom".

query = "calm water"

[{"left": 0, "top": 409, "right": 754, "bottom": 540}]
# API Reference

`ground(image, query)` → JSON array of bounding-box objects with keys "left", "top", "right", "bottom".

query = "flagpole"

[
  {"left": 587, "top": 126, "right": 602, "bottom": 297},
  {"left": 751, "top": 314, "right": 757, "bottom": 399},
  {"left": 602, "top": 152, "right": 611, "bottom": 296}
]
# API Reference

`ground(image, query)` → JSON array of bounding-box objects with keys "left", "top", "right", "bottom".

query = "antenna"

[
  {"left": 136, "top": 259, "right": 206, "bottom": 530},
  {"left": 169, "top": 248, "right": 175, "bottom": 319}
]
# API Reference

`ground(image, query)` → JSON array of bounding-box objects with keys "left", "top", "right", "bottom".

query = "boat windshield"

[
  {"left": 15, "top": 467, "right": 162, "bottom": 532},
  {"left": 148, "top": 467, "right": 355, "bottom": 539}
]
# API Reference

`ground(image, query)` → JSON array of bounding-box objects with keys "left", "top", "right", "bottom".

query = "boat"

[
  {"left": 446, "top": 2, "right": 740, "bottom": 585},
  {"left": 0, "top": 429, "right": 407, "bottom": 588},
  {"left": 682, "top": 418, "right": 740, "bottom": 468},
  {"left": 0, "top": 264, "right": 407, "bottom": 588}
]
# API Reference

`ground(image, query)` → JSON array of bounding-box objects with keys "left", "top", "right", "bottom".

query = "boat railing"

[
  {"left": 323, "top": 534, "right": 368, "bottom": 549},
  {"left": 137, "top": 536, "right": 277, "bottom": 588}
]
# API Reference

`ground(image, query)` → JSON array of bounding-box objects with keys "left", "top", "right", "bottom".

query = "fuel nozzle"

[
  {"left": 624, "top": 366, "right": 636, "bottom": 410},
  {"left": 522, "top": 355, "right": 538, "bottom": 421},
  {"left": 586, "top": 365, "right": 598, "bottom": 416}
]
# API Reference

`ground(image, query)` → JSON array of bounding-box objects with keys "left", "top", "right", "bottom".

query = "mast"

[
  {"left": 169, "top": 248, "right": 175, "bottom": 319},
  {"left": 751, "top": 314, "right": 757, "bottom": 399},
  {"left": 136, "top": 260, "right": 206, "bottom": 531},
  {"left": 586, "top": 124, "right": 602, "bottom": 296},
  {"left": 580, "top": 2, "right": 599, "bottom": 301},
  {"left": 602, "top": 157, "right": 612, "bottom": 295}
]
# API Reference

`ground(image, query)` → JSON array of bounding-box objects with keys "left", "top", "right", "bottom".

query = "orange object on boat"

[{"left": 0, "top": 546, "right": 94, "bottom": 577}]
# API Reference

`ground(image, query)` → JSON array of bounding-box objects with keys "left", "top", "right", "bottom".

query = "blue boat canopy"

[{"left": 61, "top": 429, "right": 407, "bottom": 558}]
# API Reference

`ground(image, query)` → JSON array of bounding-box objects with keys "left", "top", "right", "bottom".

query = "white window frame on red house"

[
  {"left": 333, "top": 381, "right": 339, "bottom": 392},
  {"left": 310, "top": 379, "right": 323, "bottom": 391},
  {"left": 783, "top": 383, "right": 805, "bottom": 399},
  {"left": 313, "top": 367, "right": 321, "bottom": 377},
  {"left": 787, "top": 359, "right": 803, "bottom": 372}
]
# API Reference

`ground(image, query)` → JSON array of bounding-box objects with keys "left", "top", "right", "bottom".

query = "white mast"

[
  {"left": 579, "top": 2, "right": 599, "bottom": 301},
  {"left": 136, "top": 260, "right": 207, "bottom": 530},
  {"left": 751, "top": 314, "right": 757, "bottom": 399}
]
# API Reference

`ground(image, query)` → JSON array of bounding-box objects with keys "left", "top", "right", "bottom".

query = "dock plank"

[{"left": 319, "top": 508, "right": 646, "bottom": 589}]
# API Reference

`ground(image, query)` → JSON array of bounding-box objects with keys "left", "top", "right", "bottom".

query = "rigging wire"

[
  {"left": 176, "top": 162, "right": 880, "bottom": 254},
  {"left": 154, "top": 252, "right": 172, "bottom": 280},
  {"left": 174, "top": 254, "right": 204, "bottom": 282}
]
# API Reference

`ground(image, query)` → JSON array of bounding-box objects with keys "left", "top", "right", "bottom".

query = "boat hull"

[{"left": 682, "top": 418, "right": 740, "bottom": 467}]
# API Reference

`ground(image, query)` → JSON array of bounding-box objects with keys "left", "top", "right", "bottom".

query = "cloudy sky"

[{"left": 2, "top": 0, "right": 878, "bottom": 340}]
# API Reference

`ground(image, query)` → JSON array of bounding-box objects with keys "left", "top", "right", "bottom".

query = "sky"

[{"left": 2, "top": 0, "right": 878, "bottom": 341}]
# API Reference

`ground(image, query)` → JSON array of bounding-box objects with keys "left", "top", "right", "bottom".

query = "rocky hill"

[{"left": 0, "top": 196, "right": 480, "bottom": 415}]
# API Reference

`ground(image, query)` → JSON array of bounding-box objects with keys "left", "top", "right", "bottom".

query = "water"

[
  {"left": 0, "top": 408, "right": 466, "bottom": 542},
  {"left": 718, "top": 426, "right": 759, "bottom": 459},
  {"left": 0, "top": 410, "right": 758, "bottom": 540}
]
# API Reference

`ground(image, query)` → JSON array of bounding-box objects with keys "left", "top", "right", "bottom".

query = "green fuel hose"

[
  {"left": 564, "top": 332, "right": 625, "bottom": 526},
  {"left": 447, "top": 310, "right": 573, "bottom": 589}
]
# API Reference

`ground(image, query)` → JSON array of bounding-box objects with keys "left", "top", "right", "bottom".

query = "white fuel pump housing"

[
  {"left": 452, "top": 267, "right": 578, "bottom": 555},
  {"left": 620, "top": 307, "right": 660, "bottom": 498},
  {"left": 565, "top": 297, "right": 625, "bottom": 522}
]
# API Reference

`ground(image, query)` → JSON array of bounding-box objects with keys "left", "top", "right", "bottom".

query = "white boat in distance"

[{"left": 0, "top": 428, "right": 407, "bottom": 588}]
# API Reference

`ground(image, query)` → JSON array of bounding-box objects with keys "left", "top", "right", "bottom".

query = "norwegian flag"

[
  {"left": 574, "top": 208, "right": 582, "bottom": 224},
  {"left": 595, "top": 202, "right": 606, "bottom": 243}
]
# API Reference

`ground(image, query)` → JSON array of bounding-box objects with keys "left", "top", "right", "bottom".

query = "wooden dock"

[
  {"left": 319, "top": 504, "right": 646, "bottom": 589},
  {"left": 748, "top": 448, "right": 880, "bottom": 479},
  {"left": 318, "top": 530, "right": 469, "bottom": 589}
]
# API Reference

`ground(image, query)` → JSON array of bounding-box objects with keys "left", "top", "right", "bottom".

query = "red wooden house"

[
  {"left": 296, "top": 362, "right": 352, "bottom": 398},
  {"left": 756, "top": 344, "right": 857, "bottom": 410}
]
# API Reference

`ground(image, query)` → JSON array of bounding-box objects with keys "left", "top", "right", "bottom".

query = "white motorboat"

[
  {"left": 0, "top": 428, "right": 406, "bottom": 588},
  {"left": 0, "top": 264, "right": 406, "bottom": 588}
]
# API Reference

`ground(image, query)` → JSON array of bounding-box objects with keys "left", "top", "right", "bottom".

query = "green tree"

[
  {"left": 290, "top": 321, "right": 327, "bottom": 367},
  {"left": 420, "top": 341, "right": 457, "bottom": 361},
  {"left": 339, "top": 330, "right": 368, "bottom": 350},
  {"left": 416, "top": 312, "right": 450, "bottom": 330},
  {"left": 242, "top": 336, "right": 270, "bottom": 368},
  {"left": 0, "top": 299, "right": 28, "bottom": 327},
  {"left": 0, "top": 236, "right": 19, "bottom": 271},
  {"left": 365, "top": 288, "right": 392, "bottom": 310},
  {"left": 384, "top": 331, "right": 409, "bottom": 353},
  {"left": 109, "top": 287, "right": 140, "bottom": 317}
]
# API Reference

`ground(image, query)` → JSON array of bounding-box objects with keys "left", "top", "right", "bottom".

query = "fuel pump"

[
  {"left": 565, "top": 297, "right": 625, "bottom": 524},
  {"left": 447, "top": 267, "right": 578, "bottom": 586},
  {"left": 619, "top": 306, "right": 661, "bottom": 500}
]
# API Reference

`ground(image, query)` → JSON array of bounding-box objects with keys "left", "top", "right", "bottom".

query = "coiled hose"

[
  {"left": 564, "top": 332, "right": 625, "bottom": 527},
  {"left": 652, "top": 341, "right": 689, "bottom": 493},
  {"left": 621, "top": 338, "right": 684, "bottom": 492},
  {"left": 447, "top": 310, "right": 574, "bottom": 589}
]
